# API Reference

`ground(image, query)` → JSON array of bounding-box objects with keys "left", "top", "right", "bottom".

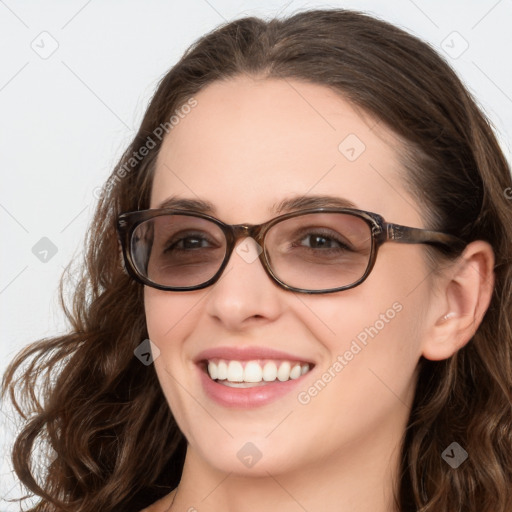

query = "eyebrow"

[{"left": 156, "top": 194, "right": 357, "bottom": 215}]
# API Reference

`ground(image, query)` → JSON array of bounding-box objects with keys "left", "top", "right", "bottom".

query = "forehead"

[{"left": 151, "top": 76, "right": 422, "bottom": 227}]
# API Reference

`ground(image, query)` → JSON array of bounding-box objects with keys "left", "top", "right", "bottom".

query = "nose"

[{"left": 204, "top": 235, "right": 283, "bottom": 330}]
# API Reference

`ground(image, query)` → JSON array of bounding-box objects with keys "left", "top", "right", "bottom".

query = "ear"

[{"left": 421, "top": 240, "right": 495, "bottom": 361}]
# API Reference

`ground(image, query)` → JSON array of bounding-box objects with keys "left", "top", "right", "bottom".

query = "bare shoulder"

[{"left": 139, "top": 489, "right": 177, "bottom": 512}]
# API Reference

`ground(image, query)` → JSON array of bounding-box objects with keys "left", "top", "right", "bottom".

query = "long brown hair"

[{"left": 3, "top": 8, "right": 512, "bottom": 512}]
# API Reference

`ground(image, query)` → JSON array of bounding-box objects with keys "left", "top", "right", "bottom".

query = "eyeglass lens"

[{"left": 130, "top": 212, "right": 373, "bottom": 291}]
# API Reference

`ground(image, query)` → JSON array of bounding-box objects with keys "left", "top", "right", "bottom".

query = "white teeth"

[
  {"left": 207, "top": 361, "right": 218, "bottom": 380},
  {"left": 227, "top": 361, "right": 244, "bottom": 382},
  {"left": 244, "top": 361, "right": 263, "bottom": 383},
  {"left": 262, "top": 362, "right": 277, "bottom": 381},
  {"left": 289, "top": 364, "right": 302, "bottom": 379},
  {"left": 217, "top": 360, "right": 228, "bottom": 380},
  {"left": 205, "top": 359, "right": 311, "bottom": 383},
  {"left": 277, "top": 361, "right": 291, "bottom": 382}
]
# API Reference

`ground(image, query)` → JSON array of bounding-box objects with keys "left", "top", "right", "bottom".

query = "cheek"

[
  {"left": 144, "top": 288, "right": 202, "bottom": 344},
  {"left": 143, "top": 289, "right": 201, "bottom": 399},
  {"left": 144, "top": 288, "right": 205, "bottom": 435},
  {"left": 300, "top": 292, "right": 419, "bottom": 388},
  {"left": 292, "top": 295, "right": 421, "bottom": 448},
  {"left": 300, "top": 247, "right": 429, "bottom": 390}
]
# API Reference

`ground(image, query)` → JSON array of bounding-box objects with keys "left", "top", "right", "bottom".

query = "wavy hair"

[{"left": 3, "top": 8, "right": 512, "bottom": 512}]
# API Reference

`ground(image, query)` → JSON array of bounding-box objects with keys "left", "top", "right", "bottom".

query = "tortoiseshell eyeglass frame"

[{"left": 117, "top": 207, "right": 466, "bottom": 294}]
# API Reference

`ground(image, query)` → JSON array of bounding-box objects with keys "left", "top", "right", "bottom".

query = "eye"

[
  {"left": 164, "top": 231, "right": 217, "bottom": 252},
  {"left": 299, "top": 233, "right": 348, "bottom": 250},
  {"left": 293, "top": 228, "right": 354, "bottom": 252}
]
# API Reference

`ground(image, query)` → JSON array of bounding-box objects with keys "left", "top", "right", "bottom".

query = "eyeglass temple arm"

[{"left": 382, "top": 222, "right": 466, "bottom": 251}]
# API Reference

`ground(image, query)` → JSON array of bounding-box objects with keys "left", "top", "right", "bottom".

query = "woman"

[{"left": 3, "top": 8, "right": 511, "bottom": 512}]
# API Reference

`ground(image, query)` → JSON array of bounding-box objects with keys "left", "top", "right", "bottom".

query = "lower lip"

[{"left": 197, "top": 365, "right": 311, "bottom": 408}]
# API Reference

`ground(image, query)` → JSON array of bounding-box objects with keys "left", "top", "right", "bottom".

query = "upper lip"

[{"left": 194, "top": 346, "right": 315, "bottom": 365}]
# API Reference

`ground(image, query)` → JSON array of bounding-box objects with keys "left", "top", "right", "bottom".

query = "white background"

[{"left": 1, "top": 0, "right": 511, "bottom": 508}]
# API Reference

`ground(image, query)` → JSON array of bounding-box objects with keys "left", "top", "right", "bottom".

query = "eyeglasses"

[{"left": 116, "top": 207, "right": 466, "bottom": 294}]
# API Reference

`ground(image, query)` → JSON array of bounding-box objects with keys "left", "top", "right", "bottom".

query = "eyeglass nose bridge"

[
  {"left": 221, "top": 223, "right": 269, "bottom": 267},
  {"left": 229, "top": 223, "right": 264, "bottom": 242}
]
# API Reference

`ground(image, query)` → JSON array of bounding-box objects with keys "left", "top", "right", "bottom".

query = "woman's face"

[{"left": 145, "top": 77, "right": 436, "bottom": 477}]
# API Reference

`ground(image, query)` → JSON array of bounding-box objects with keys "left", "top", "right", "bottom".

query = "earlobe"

[{"left": 421, "top": 240, "right": 495, "bottom": 361}]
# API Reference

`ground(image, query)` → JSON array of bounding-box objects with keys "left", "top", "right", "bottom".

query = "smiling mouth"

[{"left": 199, "top": 358, "right": 314, "bottom": 387}]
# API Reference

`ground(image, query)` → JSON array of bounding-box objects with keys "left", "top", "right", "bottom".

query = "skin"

[{"left": 142, "top": 76, "right": 494, "bottom": 512}]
